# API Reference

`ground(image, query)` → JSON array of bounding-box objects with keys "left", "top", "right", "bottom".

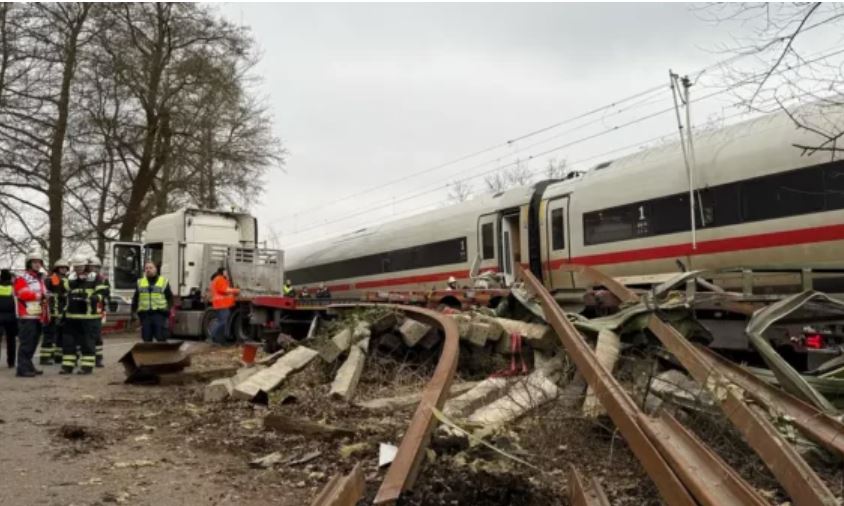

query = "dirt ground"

[
  {"left": 0, "top": 330, "right": 655, "bottom": 506},
  {"left": 4, "top": 329, "right": 835, "bottom": 506}
]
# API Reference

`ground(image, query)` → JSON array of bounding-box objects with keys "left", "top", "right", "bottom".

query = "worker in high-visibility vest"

[
  {"left": 13, "top": 250, "right": 48, "bottom": 377},
  {"left": 0, "top": 268, "right": 17, "bottom": 368},
  {"left": 87, "top": 257, "right": 109, "bottom": 367},
  {"left": 131, "top": 261, "right": 173, "bottom": 342},
  {"left": 283, "top": 279, "right": 296, "bottom": 297},
  {"left": 210, "top": 267, "right": 239, "bottom": 345},
  {"left": 61, "top": 256, "right": 100, "bottom": 375},
  {"left": 41, "top": 258, "right": 69, "bottom": 365}
]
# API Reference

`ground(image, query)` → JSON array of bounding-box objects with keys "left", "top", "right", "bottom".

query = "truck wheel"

[{"left": 230, "top": 309, "right": 252, "bottom": 343}]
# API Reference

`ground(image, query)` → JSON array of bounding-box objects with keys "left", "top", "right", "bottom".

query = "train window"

[
  {"left": 583, "top": 205, "right": 637, "bottom": 246},
  {"left": 699, "top": 184, "right": 741, "bottom": 228},
  {"left": 551, "top": 208, "right": 565, "bottom": 250},
  {"left": 481, "top": 223, "right": 495, "bottom": 259},
  {"left": 648, "top": 194, "right": 691, "bottom": 235},
  {"left": 287, "top": 237, "right": 467, "bottom": 284},
  {"left": 823, "top": 162, "right": 844, "bottom": 211},
  {"left": 741, "top": 167, "right": 824, "bottom": 222}
]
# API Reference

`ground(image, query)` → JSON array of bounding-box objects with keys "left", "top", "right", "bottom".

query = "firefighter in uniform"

[
  {"left": 0, "top": 268, "right": 17, "bottom": 368},
  {"left": 87, "top": 257, "right": 109, "bottom": 367},
  {"left": 13, "top": 250, "right": 48, "bottom": 377},
  {"left": 62, "top": 257, "right": 99, "bottom": 375},
  {"left": 41, "top": 258, "right": 70, "bottom": 365}
]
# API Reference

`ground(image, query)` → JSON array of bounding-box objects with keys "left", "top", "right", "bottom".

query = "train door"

[
  {"left": 545, "top": 197, "right": 573, "bottom": 289},
  {"left": 501, "top": 213, "right": 520, "bottom": 286}
]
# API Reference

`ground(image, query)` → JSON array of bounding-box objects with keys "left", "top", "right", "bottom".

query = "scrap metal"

[
  {"left": 558, "top": 262, "right": 841, "bottom": 504},
  {"left": 518, "top": 265, "right": 695, "bottom": 506},
  {"left": 118, "top": 341, "right": 211, "bottom": 384},
  {"left": 311, "top": 462, "right": 365, "bottom": 506},
  {"left": 371, "top": 305, "right": 459, "bottom": 504},
  {"left": 745, "top": 290, "right": 844, "bottom": 413},
  {"left": 699, "top": 345, "right": 844, "bottom": 460},
  {"left": 568, "top": 464, "right": 611, "bottom": 506},
  {"left": 648, "top": 316, "right": 839, "bottom": 506}
]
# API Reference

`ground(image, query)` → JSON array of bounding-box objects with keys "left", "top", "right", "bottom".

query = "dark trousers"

[
  {"left": 63, "top": 319, "right": 97, "bottom": 372},
  {"left": 211, "top": 308, "right": 230, "bottom": 345},
  {"left": 16, "top": 319, "right": 41, "bottom": 375},
  {"left": 93, "top": 319, "right": 103, "bottom": 366},
  {"left": 41, "top": 319, "right": 63, "bottom": 364},
  {"left": 0, "top": 318, "right": 17, "bottom": 367},
  {"left": 139, "top": 312, "right": 167, "bottom": 342}
]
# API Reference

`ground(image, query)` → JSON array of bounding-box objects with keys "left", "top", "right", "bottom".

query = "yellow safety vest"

[
  {"left": 137, "top": 276, "right": 168, "bottom": 312},
  {"left": 0, "top": 285, "right": 11, "bottom": 297}
]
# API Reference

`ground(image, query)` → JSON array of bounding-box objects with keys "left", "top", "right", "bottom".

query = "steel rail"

[
  {"left": 524, "top": 265, "right": 771, "bottom": 505},
  {"left": 518, "top": 266, "right": 697, "bottom": 505},
  {"left": 648, "top": 316, "right": 838, "bottom": 506},
  {"left": 568, "top": 464, "right": 611, "bottom": 506},
  {"left": 358, "top": 304, "right": 460, "bottom": 505},
  {"left": 553, "top": 262, "right": 840, "bottom": 504},
  {"left": 699, "top": 345, "right": 844, "bottom": 460}
]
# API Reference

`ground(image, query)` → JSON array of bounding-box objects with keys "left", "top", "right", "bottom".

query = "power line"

[
  {"left": 266, "top": 85, "right": 670, "bottom": 227},
  {"left": 280, "top": 44, "right": 844, "bottom": 241}
]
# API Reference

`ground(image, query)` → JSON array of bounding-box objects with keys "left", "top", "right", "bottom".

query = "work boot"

[
  {"left": 77, "top": 368, "right": 92, "bottom": 375},
  {"left": 59, "top": 367, "right": 74, "bottom": 375},
  {"left": 16, "top": 371, "right": 37, "bottom": 378},
  {"left": 33, "top": 369, "right": 44, "bottom": 375}
]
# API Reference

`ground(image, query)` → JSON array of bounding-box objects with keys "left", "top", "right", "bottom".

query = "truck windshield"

[
  {"left": 144, "top": 243, "right": 164, "bottom": 271},
  {"left": 113, "top": 244, "right": 141, "bottom": 290}
]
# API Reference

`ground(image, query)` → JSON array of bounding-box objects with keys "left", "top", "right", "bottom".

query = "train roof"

[{"left": 285, "top": 184, "right": 535, "bottom": 268}]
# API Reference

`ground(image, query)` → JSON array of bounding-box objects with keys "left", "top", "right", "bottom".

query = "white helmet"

[
  {"left": 87, "top": 257, "right": 102, "bottom": 267},
  {"left": 25, "top": 250, "right": 44, "bottom": 262},
  {"left": 54, "top": 258, "right": 70, "bottom": 269},
  {"left": 71, "top": 255, "right": 88, "bottom": 268},
  {"left": 448, "top": 276, "right": 456, "bottom": 283}
]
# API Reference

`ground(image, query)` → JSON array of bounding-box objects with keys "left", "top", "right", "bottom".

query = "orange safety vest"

[{"left": 211, "top": 275, "right": 236, "bottom": 310}]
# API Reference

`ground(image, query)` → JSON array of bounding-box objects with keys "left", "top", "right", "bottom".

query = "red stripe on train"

[
  {"left": 324, "top": 223, "right": 844, "bottom": 291},
  {"left": 551, "top": 223, "right": 844, "bottom": 268}
]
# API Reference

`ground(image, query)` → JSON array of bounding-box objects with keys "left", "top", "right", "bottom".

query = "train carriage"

[{"left": 287, "top": 103, "right": 844, "bottom": 299}]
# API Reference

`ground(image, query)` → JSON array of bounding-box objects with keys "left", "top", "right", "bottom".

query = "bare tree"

[
  {"left": 700, "top": 3, "right": 844, "bottom": 157},
  {"left": 0, "top": 3, "right": 94, "bottom": 263},
  {"left": 447, "top": 179, "right": 472, "bottom": 203},
  {"left": 544, "top": 158, "right": 569, "bottom": 180},
  {"left": 484, "top": 158, "right": 534, "bottom": 193}
]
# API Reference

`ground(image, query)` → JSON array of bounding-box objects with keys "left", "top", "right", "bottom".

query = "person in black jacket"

[{"left": 0, "top": 269, "right": 16, "bottom": 368}]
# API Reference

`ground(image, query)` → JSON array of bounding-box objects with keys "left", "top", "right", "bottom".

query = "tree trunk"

[{"left": 47, "top": 6, "right": 89, "bottom": 264}]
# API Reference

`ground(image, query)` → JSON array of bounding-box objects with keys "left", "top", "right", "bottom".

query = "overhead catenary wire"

[
  {"left": 279, "top": 21, "right": 844, "bottom": 229},
  {"left": 266, "top": 85, "right": 670, "bottom": 228},
  {"left": 286, "top": 90, "right": 820, "bottom": 248},
  {"left": 281, "top": 43, "right": 844, "bottom": 242}
]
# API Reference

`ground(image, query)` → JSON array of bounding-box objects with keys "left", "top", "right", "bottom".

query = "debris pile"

[{"left": 118, "top": 265, "right": 844, "bottom": 505}]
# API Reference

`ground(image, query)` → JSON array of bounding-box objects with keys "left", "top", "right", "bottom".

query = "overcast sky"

[{"left": 214, "top": 3, "right": 833, "bottom": 248}]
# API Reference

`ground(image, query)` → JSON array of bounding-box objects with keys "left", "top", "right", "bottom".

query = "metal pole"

[
  {"left": 683, "top": 76, "right": 697, "bottom": 250},
  {"left": 669, "top": 71, "right": 696, "bottom": 250}
]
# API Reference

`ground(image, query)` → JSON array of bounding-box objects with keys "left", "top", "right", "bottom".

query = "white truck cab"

[{"left": 107, "top": 208, "right": 283, "bottom": 339}]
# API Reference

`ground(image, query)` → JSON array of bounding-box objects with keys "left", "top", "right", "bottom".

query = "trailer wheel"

[{"left": 230, "top": 308, "right": 252, "bottom": 343}]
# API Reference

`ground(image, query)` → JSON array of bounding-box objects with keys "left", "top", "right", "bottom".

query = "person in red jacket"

[
  {"left": 209, "top": 268, "right": 239, "bottom": 345},
  {"left": 13, "top": 250, "right": 48, "bottom": 377}
]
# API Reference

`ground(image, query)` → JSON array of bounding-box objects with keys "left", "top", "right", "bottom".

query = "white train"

[{"left": 286, "top": 104, "right": 844, "bottom": 299}]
